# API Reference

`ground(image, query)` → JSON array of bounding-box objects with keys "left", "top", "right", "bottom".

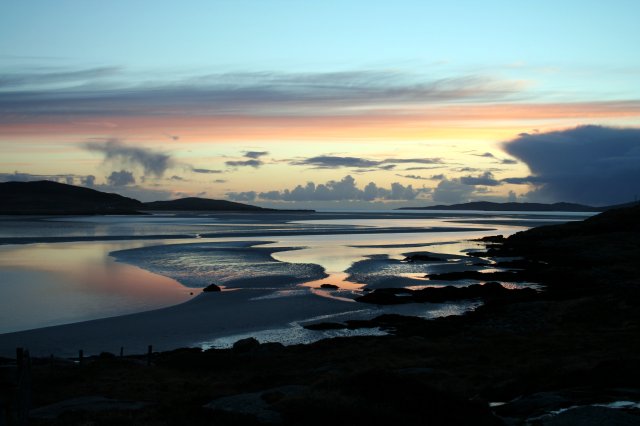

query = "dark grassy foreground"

[{"left": 2, "top": 206, "right": 640, "bottom": 425}]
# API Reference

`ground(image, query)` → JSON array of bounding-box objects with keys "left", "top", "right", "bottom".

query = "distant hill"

[
  {"left": 0, "top": 180, "right": 143, "bottom": 215},
  {"left": 0, "top": 181, "right": 303, "bottom": 215},
  {"left": 397, "top": 201, "right": 629, "bottom": 212},
  {"left": 142, "top": 197, "right": 273, "bottom": 212}
]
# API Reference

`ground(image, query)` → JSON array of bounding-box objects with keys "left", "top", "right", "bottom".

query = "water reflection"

[{"left": 0, "top": 241, "right": 192, "bottom": 333}]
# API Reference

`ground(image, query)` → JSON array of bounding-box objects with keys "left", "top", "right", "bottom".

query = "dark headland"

[
  {"left": 397, "top": 200, "right": 635, "bottom": 212},
  {"left": 2, "top": 204, "right": 638, "bottom": 425},
  {"left": 0, "top": 180, "right": 312, "bottom": 215}
]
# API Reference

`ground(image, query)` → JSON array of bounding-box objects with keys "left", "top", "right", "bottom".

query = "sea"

[{"left": 0, "top": 210, "right": 593, "bottom": 351}]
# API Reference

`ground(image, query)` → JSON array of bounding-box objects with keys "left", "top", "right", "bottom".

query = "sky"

[{"left": 1, "top": 0, "right": 640, "bottom": 208}]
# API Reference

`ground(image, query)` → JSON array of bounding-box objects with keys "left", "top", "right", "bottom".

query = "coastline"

[{"left": 1, "top": 205, "right": 637, "bottom": 424}]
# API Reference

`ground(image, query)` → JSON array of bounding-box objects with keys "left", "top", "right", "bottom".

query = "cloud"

[
  {"left": 474, "top": 152, "right": 496, "bottom": 158},
  {"left": 0, "top": 66, "right": 119, "bottom": 88},
  {"left": 225, "top": 159, "right": 263, "bottom": 168},
  {"left": 227, "top": 175, "right": 427, "bottom": 202},
  {"left": 291, "top": 156, "right": 380, "bottom": 169},
  {"left": 170, "top": 175, "right": 185, "bottom": 181},
  {"left": 107, "top": 170, "right": 136, "bottom": 186},
  {"left": 432, "top": 179, "right": 475, "bottom": 204},
  {"left": 404, "top": 166, "right": 446, "bottom": 171},
  {"left": 396, "top": 173, "right": 445, "bottom": 181},
  {"left": 501, "top": 176, "right": 545, "bottom": 185},
  {"left": 191, "top": 167, "right": 223, "bottom": 174},
  {"left": 225, "top": 151, "right": 270, "bottom": 168},
  {"left": 227, "top": 191, "right": 257, "bottom": 202},
  {"left": 501, "top": 158, "right": 518, "bottom": 165},
  {"left": 0, "top": 69, "right": 527, "bottom": 124},
  {"left": 84, "top": 138, "right": 173, "bottom": 177},
  {"left": 503, "top": 125, "right": 640, "bottom": 205},
  {"left": 243, "top": 151, "right": 269, "bottom": 159},
  {"left": 459, "top": 171, "right": 501, "bottom": 186},
  {"left": 81, "top": 175, "right": 96, "bottom": 186},
  {"left": 0, "top": 171, "right": 93, "bottom": 185},
  {"left": 290, "top": 155, "right": 442, "bottom": 170},
  {"left": 213, "top": 179, "right": 227, "bottom": 183},
  {"left": 397, "top": 174, "right": 430, "bottom": 180}
]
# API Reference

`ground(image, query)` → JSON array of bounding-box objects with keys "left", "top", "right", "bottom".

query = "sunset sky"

[{"left": 2, "top": 0, "right": 640, "bottom": 208}]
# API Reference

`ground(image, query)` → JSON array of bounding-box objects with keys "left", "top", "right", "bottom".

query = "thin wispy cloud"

[
  {"left": 290, "top": 155, "right": 443, "bottom": 170},
  {"left": 0, "top": 68, "right": 528, "bottom": 123}
]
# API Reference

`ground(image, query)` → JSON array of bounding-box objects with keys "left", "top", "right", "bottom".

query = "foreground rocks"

[
  {"left": 10, "top": 205, "right": 640, "bottom": 425},
  {"left": 355, "top": 282, "right": 537, "bottom": 305}
]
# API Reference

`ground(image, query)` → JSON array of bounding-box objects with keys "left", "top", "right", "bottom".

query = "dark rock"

[
  {"left": 304, "top": 322, "right": 347, "bottom": 330},
  {"left": 357, "top": 282, "right": 537, "bottom": 305},
  {"left": 202, "top": 283, "right": 222, "bottom": 292},
  {"left": 477, "top": 235, "right": 505, "bottom": 243},
  {"left": 232, "top": 337, "right": 260, "bottom": 352},
  {"left": 29, "top": 396, "right": 150, "bottom": 419},
  {"left": 541, "top": 406, "right": 640, "bottom": 426},
  {"left": 320, "top": 283, "right": 339, "bottom": 289},
  {"left": 404, "top": 253, "right": 444, "bottom": 262}
]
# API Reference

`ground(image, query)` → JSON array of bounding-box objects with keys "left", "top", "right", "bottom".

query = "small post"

[
  {"left": 78, "top": 349, "right": 84, "bottom": 366},
  {"left": 16, "top": 347, "right": 24, "bottom": 371},
  {"left": 147, "top": 345, "right": 152, "bottom": 366},
  {"left": 120, "top": 346, "right": 124, "bottom": 357}
]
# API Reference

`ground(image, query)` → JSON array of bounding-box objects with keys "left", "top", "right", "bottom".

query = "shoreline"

[{"left": 1, "top": 205, "right": 638, "bottom": 424}]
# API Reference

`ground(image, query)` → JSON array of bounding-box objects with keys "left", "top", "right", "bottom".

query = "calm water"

[{"left": 0, "top": 210, "right": 593, "bottom": 334}]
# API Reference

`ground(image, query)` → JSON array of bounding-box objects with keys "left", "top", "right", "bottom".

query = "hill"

[
  {"left": 0, "top": 180, "right": 143, "bottom": 215},
  {"left": 0, "top": 181, "right": 300, "bottom": 215},
  {"left": 142, "top": 197, "right": 273, "bottom": 212},
  {"left": 398, "top": 201, "right": 607, "bottom": 212}
]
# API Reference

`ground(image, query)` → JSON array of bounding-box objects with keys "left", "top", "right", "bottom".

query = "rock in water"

[
  {"left": 202, "top": 283, "right": 221, "bottom": 292},
  {"left": 320, "top": 283, "right": 339, "bottom": 289}
]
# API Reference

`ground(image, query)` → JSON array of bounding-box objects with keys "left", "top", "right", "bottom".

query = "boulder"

[
  {"left": 232, "top": 337, "right": 260, "bottom": 353},
  {"left": 320, "top": 283, "right": 339, "bottom": 289},
  {"left": 202, "top": 283, "right": 221, "bottom": 292}
]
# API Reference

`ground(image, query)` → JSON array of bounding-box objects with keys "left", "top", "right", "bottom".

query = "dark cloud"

[
  {"left": 501, "top": 158, "right": 518, "bottom": 165},
  {"left": 81, "top": 175, "right": 96, "bottom": 187},
  {"left": 290, "top": 155, "right": 442, "bottom": 170},
  {"left": 227, "top": 175, "right": 427, "bottom": 202},
  {"left": 107, "top": 170, "right": 136, "bottom": 186},
  {"left": 170, "top": 175, "right": 185, "bottom": 181},
  {"left": 455, "top": 167, "right": 483, "bottom": 172},
  {"left": 501, "top": 176, "right": 545, "bottom": 185},
  {"left": 460, "top": 171, "right": 501, "bottom": 186},
  {"left": 243, "top": 151, "right": 269, "bottom": 159},
  {"left": 84, "top": 138, "right": 173, "bottom": 177},
  {"left": 225, "top": 159, "right": 263, "bottom": 168},
  {"left": 291, "top": 156, "right": 380, "bottom": 169},
  {"left": 503, "top": 125, "right": 640, "bottom": 205},
  {"left": 474, "top": 152, "right": 496, "bottom": 158},
  {"left": 396, "top": 174, "right": 430, "bottom": 180},
  {"left": 397, "top": 173, "right": 447, "bottom": 181},
  {"left": 432, "top": 179, "right": 475, "bottom": 204},
  {"left": 191, "top": 167, "right": 223, "bottom": 174},
  {"left": 213, "top": 179, "right": 227, "bottom": 183},
  {"left": 404, "top": 166, "right": 446, "bottom": 171}
]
